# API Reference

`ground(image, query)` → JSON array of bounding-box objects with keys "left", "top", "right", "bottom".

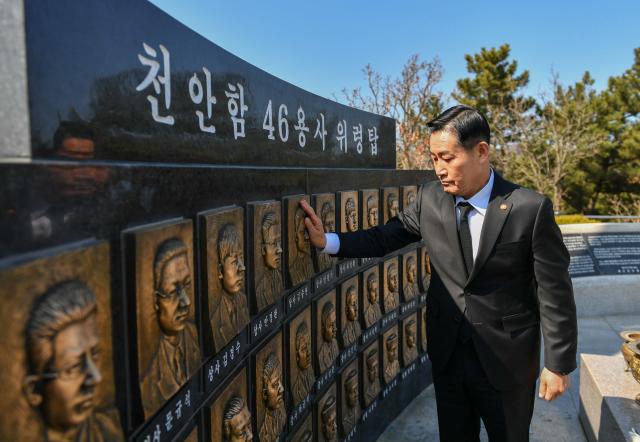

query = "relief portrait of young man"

[
  {"left": 317, "top": 385, "right": 337, "bottom": 442},
  {"left": 361, "top": 190, "right": 379, "bottom": 230},
  {"left": 402, "top": 252, "right": 419, "bottom": 302},
  {"left": 315, "top": 195, "right": 337, "bottom": 272},
  {"left": 287, "top": 197, "right": 314, "bottom": 287},
  {"left": 210, "top": 368, "right": 252, "bottom": 442},
  {"left": 340, "top": 277, "right": 361, "bottom": 348},
  {"left": 133, "top": 221, "right": 200, "bottom": 419},
  {"left": 0, "top": 242, "right": 122, "bottom": 441},
  {"left": 254, "top": 333, "right": 286, "bottom": 442},
  {"left": 254, "top": 207, "right": 284, "bottom": 312},
  {"left": 362, "top": 267, "right": 382, "bottom": 328},
  {"left": 315, "top": 291, "right": 340, "bottom": 374},
  {"left": 289, "top": 308, "right": 315, "bottom": 407},
  {"left": 210, "top": 223, "right": 250, "bottom": 351}
]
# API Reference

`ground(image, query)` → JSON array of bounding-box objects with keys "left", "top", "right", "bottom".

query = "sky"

[{"left": 149, "top": 0, "right": 639, "bottom": 104}]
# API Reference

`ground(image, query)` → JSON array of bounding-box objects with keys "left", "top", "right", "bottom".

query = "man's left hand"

[{"left": 538, "top": 367, "right": 570, "bottom": 401}]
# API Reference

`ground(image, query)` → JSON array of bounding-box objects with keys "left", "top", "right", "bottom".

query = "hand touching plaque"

[
  {"left": 314, "top": 193, "right": 337, "bottom": 272},
  {"left": 285, "top": 196, "right": 314, "bottom": 287}
]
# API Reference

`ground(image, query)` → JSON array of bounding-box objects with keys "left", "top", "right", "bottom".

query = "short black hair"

[{"left": 427, "top": 105, "right": 490, "bottom": 150}]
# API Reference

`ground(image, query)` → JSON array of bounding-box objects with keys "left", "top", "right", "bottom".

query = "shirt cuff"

[{"left": 321, "top": 233, "right": 340, "bottom": 255}]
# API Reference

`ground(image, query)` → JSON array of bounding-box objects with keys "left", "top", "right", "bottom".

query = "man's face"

[
  {"left": 322, "top": 407, "right": 337, "bottom": 441},
  {"left": 407, "top": 260, "right": 416, "bottom": 284},
  {"left": 262, "top": 225, "right": 282, "bottom": 270},
  {"left": 295, "top": 212, "right": 311, "bottom": 254},
  {"left": 387, "top": 340, "right": 398, "bottom": 361},
  {"left": 346, "top": 290, "right": 358, "bottom": 321},
  {"left": 322, "top": 309, "right": 337, "bottom": 342},
  {"left": 156, "top": 254, "right": 192, "bottom": 335},
  {"left": 429, "top": 129, "right": 489, "bottom": 199},
  {"left": 407, "top": 325, "right": 416, "bottom": 348},
  {"left": 346, "top": 207, "right": 358, "bottom": 232},
  {"left": 389, "top": 198, "right": 399, "bottom": 218},
  {"left": 367, "top": 277, "right": 379, "bottom": 304},
  {"left": 221, "top": 248, "right": 245, "bottom": 295},
  {"left": 388, "top": 267, "right": 398, "bottom": 293},
  {"left": 322, "top": 211, "right": 336, "bottom": 233},
  {"left": 346, "top": 380, "right": 358, "bottom": 408},
  {"left": 40, "top": 315, "right": 102, "bottom": 432},
  {"left": 296, "top": 332, "right": 311, "bottom": 370},
  {"left": 367, "top": 358, "right": 378, "bottom": 382},
  {"left": 263, "top": 369, "right": 284, "bottom": 410},
  {"left": 226, "top": 405, "right": 253, "bottom": 442},
  {"left": 367, "top": 206, "right": 378, "bottom": 227}
]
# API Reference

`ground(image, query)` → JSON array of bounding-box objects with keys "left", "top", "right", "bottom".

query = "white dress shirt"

[{"left": 321, "top": 170, "right": 495, "bottom": 258}]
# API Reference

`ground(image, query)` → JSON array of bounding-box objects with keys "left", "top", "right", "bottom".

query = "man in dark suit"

[{"left": 300, "top": 105, "right": 577, "bottom": 442}]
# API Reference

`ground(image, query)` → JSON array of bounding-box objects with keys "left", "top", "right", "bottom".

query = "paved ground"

[{"left": 377, "top": 314, "right": 640, "bottom": 442}]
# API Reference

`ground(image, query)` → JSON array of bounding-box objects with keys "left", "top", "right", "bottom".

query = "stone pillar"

[{"left": 0, "top": 0, "right": 30, "bottom": 159}]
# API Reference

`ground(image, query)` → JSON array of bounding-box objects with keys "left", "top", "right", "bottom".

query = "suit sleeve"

[
  {"left": 532, "top": 197, "right": 577, "bottom": 374},
  {"left": 335, "top": 185, "right": 424, "bottom": 258}
]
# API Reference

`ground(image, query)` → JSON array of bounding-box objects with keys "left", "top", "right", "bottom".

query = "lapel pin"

[{"left": 499, "top": 203, "right": 508, "bottom": 210}]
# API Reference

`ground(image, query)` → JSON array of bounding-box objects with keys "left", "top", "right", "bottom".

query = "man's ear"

[
  {"left": 22, "top": 376, "right": 43, "bottom": 407},
  {"left": 476, "top": 141, "right": 490, "bottom": 161}
]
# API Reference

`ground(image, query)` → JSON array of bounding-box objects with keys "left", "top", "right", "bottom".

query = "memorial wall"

[{"left": 0, "top": 0, "right": 435, "bottom": 441}]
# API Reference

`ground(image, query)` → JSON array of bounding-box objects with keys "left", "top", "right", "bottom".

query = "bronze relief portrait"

[
  {"left": 420, "top": 306, "right": 428, "bottom": 353},
  {"left": 362, "top": 341, "right": 380, "bottom": 407},
  {"left": 402, "top": 251, "right": 419, "bottom": 302},
  {"left": 362, "top": 266, "right": 381, "bottom": 329},
  {"left": 382, "top": 325, "right": 400, "bottom": 384},
  {"left": 382, "top": 258, "right": 399, "bottom": 314},
  {"left": 401, "top": 185, "right": 418, "bottom": 210},
  {"left": 337, "top": 191, "right": 359, "bottom": 233},
  {"left": 210, "top": 368, "right": 253, "bottom": 442},
  {"left": 360, "top": 189, "right": 379, "bottom": 230},
  {"left": 339, "top": 360, "right": 360, "bottom": 435},
  {"left": 401, "top": 313, "right": 418, "bottom": 366},
  {"left": 0, "top": 242, "right": 122, "bottom": 441},
  {"left": 339, "top": 276, "right": 361, "bottom": 348},
  {"left": 315, "top": 290, "right": 340, "bottom": 374},
  {"left": 249, "top": 201, "right": 284, "bottom": 313},
  {"left": 289, "top": 412, "right": 312, "bottom": 442},
  {"left": 382, "top": 187, "right": 399, "bottom": 225},
  {"left": 202, "top": 206, "right": 250, "bottom": 353},
  {"left": 132, "top": 220, "right": 201, "bottom": 418},
  {"left": 288, "top": 307, "right": 315, "bottom": 407},
  {"left": 420, "top": 247, "right": 431, "bottom": 293},
  {"left": 284, "top": 195, "right": 314, "bottom": 287},
  {"left": 314, "top": 193, "right": 337, "bottom": 273},
  {"left": 316, "top": 384, "right": 338, "bottom": 442},
  {"left": 254, "top": 332, "right": 286, "bottom": 442}
]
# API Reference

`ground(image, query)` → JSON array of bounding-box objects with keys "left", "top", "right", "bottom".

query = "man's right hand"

[{"left": 299, "top": 200, "right": 327, "bottom": 249}]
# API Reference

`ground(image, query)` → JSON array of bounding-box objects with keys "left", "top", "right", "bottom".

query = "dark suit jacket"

[{"left": 335, "top": 173, "right": 577, "bottom": 390}]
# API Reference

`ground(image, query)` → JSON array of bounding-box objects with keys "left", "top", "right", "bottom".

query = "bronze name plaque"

[
  {"left": 382, "top": 325, "right": 400, "bottom": 385},
  {"left": 360, "top": 189, "right": 380, "bottom": 230},
  {"left": 314, "top": 193, "right": 337, "bottom": 273},
  {"left": 130, "top": 219, "right": 201, "bottom": 419},
  {"left": 284, "top": 195, "right": 314, "bottom": 288},
  {"left": 402, "top": 250, "right": 419, "bottom": 302},
  {"left": 249, "top": 201, "right": 285, "bottom": 313},
  {"left": 0, "top": 241, "right": 123, "bottom": 441},
  {"left": 401, "top": 313, "right": 418, "bottom": 366},
  {"left": 362, "top": 341, "right": 381, "bottom": 407},
  {"left": 382, "top": 187, "right": 399, "bottom": 225},
  {"left": 254, "top": 332, "right": 286, "bottom": 442},
  {"left": 339, "top": 275, "right": 362, "bottom": 348},
  {"left": 288, "top": 307, "right": 315, "bottom": 407},
  {"left": 210, "top": 368, "right": 253, "bottom": 442},
  {"left": 316, "top": 384, "right": 338, "bottom": 442},
  {"left": 382, "top": 258, "right": 399, "bottom": 314},
  {"left": 201, "top": 206, "right": 250, "bottom": 353},
  {"left": 339, "top": 360, "right": 361, "bottom": 436},
  {"left": 315, "top": 290, "right": 340, "bottom": 374}
]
